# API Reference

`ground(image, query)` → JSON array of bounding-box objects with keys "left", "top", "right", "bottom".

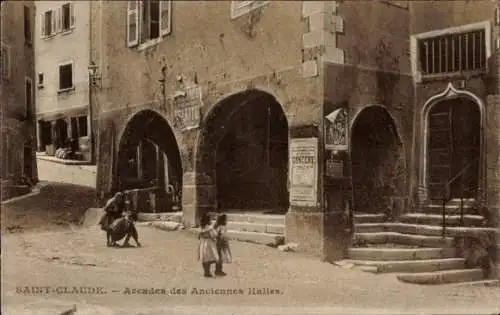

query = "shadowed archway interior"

[
  {"left": 197, "top": 90, "right": 289, "bottom": 213},
  {"left": 116, "top": 110, "right": 183, "bottom": 210},
  {"left": 350, "top": 106, "right": 405, "bottom": 215}
]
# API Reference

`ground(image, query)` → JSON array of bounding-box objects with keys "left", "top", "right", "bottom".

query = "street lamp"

[{"left": 88, "top": 61, "right": 102, "bottom": 88}]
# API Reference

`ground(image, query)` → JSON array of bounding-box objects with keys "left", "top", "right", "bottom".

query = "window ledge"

[
  {"left": 57, "top": 86, "right": 75, "bottom": 95},
  {"left": 418, "top": 69, "right": 487, "bottom": 83},
  {"left": 42, "top": 34, "right": 57, "bottom": 40},
  {"left": 138, "top": 37, "right": 164, "bottom": 51},
  {"left": 61, "top": 29, "right": 74, "bottom": 36}
]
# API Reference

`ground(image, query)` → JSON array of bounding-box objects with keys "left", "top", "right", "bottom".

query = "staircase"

[
  {"left": 137, "top": 211, "right": 285, "bottom": 247},
  {"left": 339, "top": 199, "right": 499, "bottom": 285}
]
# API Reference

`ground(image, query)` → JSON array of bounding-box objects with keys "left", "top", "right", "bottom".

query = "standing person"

[
  {"left": 98, "top": 192, "right": 126, "bottom": 247},
  {"left": 214, "top": 214, "right": 232, "bottom": 276},
  {"left": 197, "top": 213, "right": 219, "bottom": 278}
]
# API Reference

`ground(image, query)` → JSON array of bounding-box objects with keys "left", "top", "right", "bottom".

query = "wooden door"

[{"left": 427, "top": 108, "right": 453, "bottom": 200}]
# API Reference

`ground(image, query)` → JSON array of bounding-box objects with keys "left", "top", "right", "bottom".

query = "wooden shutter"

[
  {"left": 70, "top": 3, "right": 76, "bottom": 29},
  {"left": 41, "top": 13, "right": 45, "bottom": 37},
  {"left": 159, "top": 1, "right": 171, "bottom": 36},
  {"left": 57, "top": 7, "right": 62, "bottom": 32},
  {"left": 127, "top": 1, "right": 139, "bottom": 47},
  {"left": 51, "top": 10, "right": 56, "bottom": 35}
]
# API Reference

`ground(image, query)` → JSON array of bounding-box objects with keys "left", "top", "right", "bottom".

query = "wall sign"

[
  {"left": 326, "top": 151, "right": 344, "bottom": 179},
  {"left": 173, "top": 86, "right": 202, "bottom": 130},
  {"left": 289, "top": 138, "right": 318, "bottom": 207},
  {"left": 325, "top": 108, "right": 349, "bottom": 151}
]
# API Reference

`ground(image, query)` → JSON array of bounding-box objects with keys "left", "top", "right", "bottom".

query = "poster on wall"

[
  {"left": 326, "top": 150, "right": 344, "bottom": 179},
  {"left": 325, "top": 108, "right": 349, "bottom": 151},
  {"left": 289, "top": 138, "right": 318, "bottom": 207},
  {"left": 173, "top": 86, "right": 202, "bottom": 130}
]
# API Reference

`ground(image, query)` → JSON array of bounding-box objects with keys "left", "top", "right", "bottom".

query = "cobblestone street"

[{"left": 2, "top": 183, "right": 499, "bottom": 314}]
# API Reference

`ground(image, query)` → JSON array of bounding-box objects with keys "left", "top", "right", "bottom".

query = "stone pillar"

[
  {"left": 182, "top": 171, "right": 216, "bottom": 227},
  {"left": 36, "top": 120, "right": 43, "bottom": 151},
  {"left": 285, "top": 136, "right": 326, "bottom": 257}
]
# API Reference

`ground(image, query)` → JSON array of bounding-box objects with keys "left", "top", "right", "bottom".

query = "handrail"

[{"left": 440, "top": 157, "right": 479, "bottom": 237}]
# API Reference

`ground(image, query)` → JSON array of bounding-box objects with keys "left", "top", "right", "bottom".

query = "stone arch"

[
  {"left": 349, "top": 105, "right": 406, "bottom": 215},
  {"left": 116, "top": 109, "right": 183, "bottom": 211},
  {"left": 195, "top": 89, "right": 289, "bottom": 217},
  {"left": 420, "top": 83, "right": 486, "bottom": 202}
]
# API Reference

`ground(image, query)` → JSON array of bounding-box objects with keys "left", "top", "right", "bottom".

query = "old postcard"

[{"left": 1, "top": 0, "right": 499, "bottom": 314}]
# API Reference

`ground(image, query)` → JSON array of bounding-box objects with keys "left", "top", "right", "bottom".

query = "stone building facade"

[
  {"left": 92, "top": 1, "right": 499, "bottom": 261},
  {"left": 0, "top": 0, "right": 38, "bottom": 201},
  {"left": 34, "top": 0, "right": 94, "bottom": 163}
]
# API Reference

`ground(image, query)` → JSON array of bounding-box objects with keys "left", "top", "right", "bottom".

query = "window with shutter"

[
  {"left": 43, "top": 11, "right": 52, "bottom": 37},
  {"left": 129, "top": 0, "right": 172, "bottom": 49},
  {"left": 62, "top": 3, "right": 71, "bottom": 31},
  {"left": 70, "top": 3, "right": 75, "bottom": 29},
  {"left": 159, "top": 1, "right": 171, "bottom": 36},
  {"left": 127, "top": 1, "right": 139, "bottom": 47},
  {"left": 58, "top": 62, "right": 73, "bottom": 91},
  {"left": 51, "top": 9, "right": 56, "bottom": 35},
  {"left": 230, "top": 1, "right": 269, "bottom": 19}
]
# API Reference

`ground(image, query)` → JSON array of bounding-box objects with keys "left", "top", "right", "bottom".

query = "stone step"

[
  {"left": 420, "top": 204, "right": 478, "bottom": 215},
  {"left": 210, "top": 220, "right": 284, "bottom": 235},
  {"left": 347, "top": 247, "right": 456, "bottom": 261},
  {"left": 444, "top": 279, "right": 500, "bottom": 287},
  {"left": 189, "top": 228, "right": 284, "bottom": 247},
  {"left": 339, "top": 258, "right": 466, "bottom": 274},
  {"left": 137, "top": 212, "right": 183, "bottom": 222},
  {"left": 355, "top": 222, "right": 498, "bottom": 238},
  {"left": 210, "top": 213, "right": 285, "bottom": 225},
  {"left": 353, "top": 213, "right": 386, "bottom": 224},
  {"left": 353, "top": 232, "right": 454, "bottom": 248},
  {"left": 396, "top": 268, "right": 484, "bottom": 285},
  {"left": 398, "top": 213, "right": 485, "bottom": 227}
]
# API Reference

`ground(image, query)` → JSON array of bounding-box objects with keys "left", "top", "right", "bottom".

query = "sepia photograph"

[{"left": 1, "top": 0, "right": 499, "bottom": 314}]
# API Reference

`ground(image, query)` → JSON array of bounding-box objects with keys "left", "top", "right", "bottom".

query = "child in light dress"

[
  {"left": 198, "top": 213, "right": 219, "bottom": 277},
  {"left": 214, "top": 214, "right": 232, "bottom": 276}
]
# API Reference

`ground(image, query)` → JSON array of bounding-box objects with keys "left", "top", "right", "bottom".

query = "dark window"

[
  {"left": 78, "top": 116, "right": 88, "bottom": 137},
  {"left": 38, "top": 73, "right": 44, "bottom": 85},
  {"left": 58, "top": 63, "right": 73, "bottom": 90},
  {"left": 44, "top": 11, "right": 52, "bottom": 36},
  {"left": 418, "top": 29, "right": 486, "bottom": 76},
  {"left": 62, "top": 3, "right": 71, "bottom": 31},
  {"left": 25, "top": 79, "right": 32, "bottom": 117},
  {"left": 24, "top": 6, "right": 31, "bottom": 43},
  {"left": 149, "top": 0, "right": 160, "bottom": 39}
]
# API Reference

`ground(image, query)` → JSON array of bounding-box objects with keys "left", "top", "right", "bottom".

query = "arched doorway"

[
  {"left": 350, "top": 105, "right": 405, "bottom": 214},
  {"left": 425, "top": 98, "right": 480, "bottom": 201},
  {"left": 117, "top": 110, "right": 183, "bottom": 210},
  {"left": 197, "top": 90, "right": 289, "bottom": 213}
]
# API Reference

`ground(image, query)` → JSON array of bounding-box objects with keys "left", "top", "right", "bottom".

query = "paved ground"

[
  {"left": 1, "top": 183, "right": 500, "bottom": 314},
  {"left": 37, "top": 157, "right": 97, "bottom": 188}
]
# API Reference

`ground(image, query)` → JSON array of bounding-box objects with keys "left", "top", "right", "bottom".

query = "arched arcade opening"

[
  {"left": 117, "top": 110, "right": 183, "bottom": 212},
  {"left": 196, "top": 90, "right": 289, "bottom": 214},
  {"left": 350, "top": 105, "right": 405, "bottom": 215}
]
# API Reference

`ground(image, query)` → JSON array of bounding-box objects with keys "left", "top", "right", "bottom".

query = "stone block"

[
  {"left": 285, "top": 210, "right": 324, "bottom": 256},
  {"left": 302, "top": 60, "right": 319, "bottom": 78},
  {"left": 322, "top": 48, "right": 345, "bottom": 65}
]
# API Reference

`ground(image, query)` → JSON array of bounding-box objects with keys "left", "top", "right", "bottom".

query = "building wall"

[
  {"left": 35, "top": 0, "right": 90, "bottom": 116},
  {"left": 93, "top": 1, "right": 322, "bottom": 199},
  {"left": 0, "top": 0, "right": 38, "bottom": 199},
  {"left": 34, "top": 0, "right": 92, "bottom": 161},
  {"left": 409, "top": 0, "right": 500, "bottom": 226}
]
